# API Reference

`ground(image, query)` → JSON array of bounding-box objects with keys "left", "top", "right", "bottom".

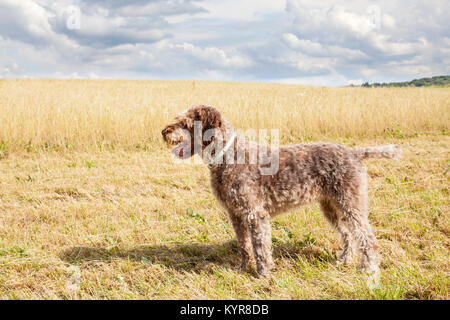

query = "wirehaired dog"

[{"left": 161, "top": 105, "right": 401, "bottom": 278}]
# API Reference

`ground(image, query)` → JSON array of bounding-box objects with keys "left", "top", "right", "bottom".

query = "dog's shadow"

[
  {"left": 61, "top": 241, "right": 240, "bottom": 273},
  {"left": 60, "top": 241, "right": 335, "bottom": 274}
]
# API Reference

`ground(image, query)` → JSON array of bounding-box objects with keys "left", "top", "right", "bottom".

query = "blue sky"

[{"left": 0, "top": 0, "right": 449, "bottom": 85}]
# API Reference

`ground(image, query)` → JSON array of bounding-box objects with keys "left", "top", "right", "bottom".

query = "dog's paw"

[
  {"left": 335, "top": 257, "right": 351, "bottom": 266},
  {"left": 233, "top": 264, "right": 247, "bottom": 273},
  {"left": 359, "top": 264, "right": 381, "bottom": 289},
  {"left": 256, "top": 265, "right": 272, "bottom": 278},
  {"left": 335, "top": 251, "right": 354, "bottom": 266}
]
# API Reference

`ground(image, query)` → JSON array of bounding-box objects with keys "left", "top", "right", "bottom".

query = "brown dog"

[{"left": 162, "top": 104, "right": 401, "bottom": 278}]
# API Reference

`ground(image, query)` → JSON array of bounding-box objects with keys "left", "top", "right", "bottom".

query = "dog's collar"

[{"left": 210, "top": 133, "right": 237, "bottom": 165}]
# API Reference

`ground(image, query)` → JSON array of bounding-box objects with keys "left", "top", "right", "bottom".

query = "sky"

[{"left": 0, "top": 0, "right": 448, "bottom": 86}]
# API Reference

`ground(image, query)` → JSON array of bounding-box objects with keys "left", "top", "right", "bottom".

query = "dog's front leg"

[
  {"left": 229, "top": 212, "right": 254, "bottom": 271},
  {"left": 247, "top": 211, "right": 274, "bottom": 278}
]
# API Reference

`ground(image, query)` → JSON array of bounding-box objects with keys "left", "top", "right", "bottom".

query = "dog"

[{"left": 161, "top": 105, "right": 401, "bottom": 278}]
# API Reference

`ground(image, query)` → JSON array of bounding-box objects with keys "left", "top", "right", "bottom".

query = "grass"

[
  {"left": 0, "top": 79, "right": 448, "bottom": 299},
  {"left": 0, "top": 79, "right": 448, "bottom": 151}
]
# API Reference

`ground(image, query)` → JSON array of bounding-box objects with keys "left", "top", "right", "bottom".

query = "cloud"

[
  {"left": 47, "top": 2, "right": 168, "bottom": 48},
  {"left": 282, "top": 33, "right": 367, "bottom": 60},
  {"left": 0, "top": 61, "right": 20, "bottom": 76},
  {"left": 169, "top": 42, "right": 253, "bottom": 69},
  {"left": 0, "top": 0, "right": 78, "bottom": 50},
  {"left": 194, "top": 0, "right": 285, "bottom": 21},
  {"left": 282, "top": 0, "right": 450, "bottom": 82},
  {"left": 0, "top": 0, "right": 53, "bottom": 43},
  {"left": 282, "top": 34, "right": 323, "bottom": 55},
  {"left": 116, "top": 1, "right": 207, "bottom": 16},
  {"left": 0, "top": 0, "right": 448, "bottom": 84}
]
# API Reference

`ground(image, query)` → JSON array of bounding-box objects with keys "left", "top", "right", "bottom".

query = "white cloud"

[
  {"left": 88, "top": 72, "right": 99, "bottom": 79},
  {"left": 346, "top": 79, "right": 364, "bottom": 86},
  {"left": 47, "top": 2, "right": 167, "bottom": 47},
  {"left": 69, "top": 72, "right": 82, "bottom": 79},
  {"left": 169, "top": 42, "right": 254, "bottom": 69},
  {"left": 267, "top": 52, "right": 334, "bottom": 74},
  {"left": 327, "top": 5, "right": 380, "bottom": 37},
  {"left": 282, "top": 33, "right": 323, "bottom": 55},
  {"left": 0, "top": 0, "right": 78, "bottom": 50},
  {"left": 194, "top": 0, "right": 286, "bottom": 21},
  {"left": 0, "top": 0, "right": 448, "bottom": 85},
  {"left": 282, "top": 33, "right": 367, "bottom": 60},
  {"left": 282, "top": 0, "right": 449, "bottom": 82},
  {"left": 369, "top": 34, "right": 426, "bottom": 56},
  {"left": 117, "top": 1, "right": 206, "bottom": 16}
]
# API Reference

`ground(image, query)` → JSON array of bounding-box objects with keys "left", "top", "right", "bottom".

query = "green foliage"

[
  {"left": 361, "top": 75, "right": 450, "bottom": 88},
  {"left": 186, "top": 208, "right": 205, "bottom": 223}
]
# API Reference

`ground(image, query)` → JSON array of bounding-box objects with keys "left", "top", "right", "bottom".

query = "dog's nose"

[{"left": 161, "top": 129, "right": 166, "bottom": 136}]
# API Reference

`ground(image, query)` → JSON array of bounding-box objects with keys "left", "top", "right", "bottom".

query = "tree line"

[{"left": 358, "top": 75, "right": 450, "bottom": 87}]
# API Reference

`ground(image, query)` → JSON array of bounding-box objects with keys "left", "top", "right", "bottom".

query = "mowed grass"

[{"left": 0, "top": 79, "right": 448, "bottom": 299}]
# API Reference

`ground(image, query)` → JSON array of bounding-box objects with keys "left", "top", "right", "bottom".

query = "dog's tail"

[{"left": 353, "top": 145, "right": 402, "bottom": 160}]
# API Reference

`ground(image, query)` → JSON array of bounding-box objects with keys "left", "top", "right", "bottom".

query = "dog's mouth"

[{"left": 171, "top": 141, "right": 191, "bottom": 159}]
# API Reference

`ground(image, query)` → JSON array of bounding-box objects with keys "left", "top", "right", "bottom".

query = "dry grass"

[
  {"left": 0, "top": 79, "right": 448, "bottom": 151},
  {"left": 0, "top": 79, "right": 448, "bottom": 299}
]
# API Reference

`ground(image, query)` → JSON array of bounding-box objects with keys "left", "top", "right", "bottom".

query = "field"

[{"left": 0, "top": 79, "right": 448, "bottom": 299}]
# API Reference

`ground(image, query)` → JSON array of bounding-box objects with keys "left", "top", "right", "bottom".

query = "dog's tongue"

[
  {"left": 172, "top": 142, "right": 189, "bottom": 158},
  {"left": 172, "top": 145, "right": 183, "bottom": 157}
]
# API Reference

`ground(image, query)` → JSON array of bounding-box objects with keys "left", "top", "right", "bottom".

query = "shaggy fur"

[{"left": 161, "top": 105, "right": 401, "bottom": 278}]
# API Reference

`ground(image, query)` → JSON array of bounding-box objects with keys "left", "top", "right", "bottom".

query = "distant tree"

[{"left": 358, "top": 75, "right": 450, "bottom": 88}]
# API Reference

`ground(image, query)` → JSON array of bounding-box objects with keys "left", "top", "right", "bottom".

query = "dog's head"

[{"left": 161, "top": 105, "right": 224, "bottom": 159}]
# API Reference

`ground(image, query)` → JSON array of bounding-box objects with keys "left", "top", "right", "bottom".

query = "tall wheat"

[{"left": 0, "top": 79, "right": 448, "bottom": 151}]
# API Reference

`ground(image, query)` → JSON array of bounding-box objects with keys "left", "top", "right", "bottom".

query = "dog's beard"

[{"left": 171, "top": 141, "right": 191, "bottom": 159}]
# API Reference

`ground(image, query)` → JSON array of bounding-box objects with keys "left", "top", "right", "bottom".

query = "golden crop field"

[{"left": 0, "top": 79, "right": 448, "bottom": 299}]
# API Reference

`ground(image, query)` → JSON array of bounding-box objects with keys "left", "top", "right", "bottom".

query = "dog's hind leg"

[
  {"left": 341, "top": 209, "right": 380, "bottom": 286},
  {"left": 320, "top": 199, "right": 356, "bottom": 265},
  {"left": 333, "top": 176, "right": 380, "bottom": 277}
]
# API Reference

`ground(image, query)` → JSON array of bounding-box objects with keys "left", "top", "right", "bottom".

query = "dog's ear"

[
  {"left": 184, "top": 116, "right": 194, "bottom": 128},
  {"left": 175, "top": 115, "right": 194, "bottom": 128},
  {"left": 195, "top": 106, "right": 222, "bottom": 131}
]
